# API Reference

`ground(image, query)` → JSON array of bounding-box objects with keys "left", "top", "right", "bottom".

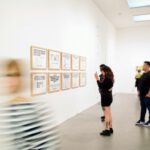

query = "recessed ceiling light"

[
  {"left": 133, "top": 14, "right": 150, "bottom": 22},
  {"left": 127, "top": 0, "right": 150, "bottom": 8}
]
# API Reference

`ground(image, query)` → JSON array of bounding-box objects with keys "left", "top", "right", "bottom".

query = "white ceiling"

[{"left": 93, "top": 0, "right": 150, "bottom": 28}]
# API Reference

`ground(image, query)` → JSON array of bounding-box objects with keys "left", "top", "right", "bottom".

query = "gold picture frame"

[
  {"left": 30, "top": 46, "right": 48, "bottom": 70},
  {"left": 48, "top": 49, "right": 61, "bottom": 70},
  {"left": 71, "top": 72, "right": 79, "bottom": 88},
  {"left": 62, "top": 73, "right": 71, "bottom": 90},
  {"left": 62, "top": 52, "right": 71, "bottom": 70},
  {"left": 72, "top": 55, "right": 79, "bottom": 71},
  {"left": 79, "top": 72, "right": 86, "bottom": 87},
  {"left": 31, "top": 73, "right": 48, "bottom": 96},
  {"left": 48, "top": 73, "right": 61, "bottom": 93},
  {"left": 80, "top": 56, "right": 86, "bottom": 71}
]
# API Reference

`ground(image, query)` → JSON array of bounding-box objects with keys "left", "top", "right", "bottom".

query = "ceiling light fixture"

[
  {"left": 133, "top": 14, "right": 150, "bottom": 22},
  {"left": 127, "top": 0, "right": 150, "bottom": 8}
]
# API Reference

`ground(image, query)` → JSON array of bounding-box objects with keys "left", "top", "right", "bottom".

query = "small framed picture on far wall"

[
  {"left": 31, "top": 73, "right": 47, "bottom": 96},
  {"left": 62, "top": 53, "right": 71, "bottom": 70},
  {"left": 48, "top": 50, "right": 61, "bottom": 70},
  {"left": 30, "top": 46, "right": 48, "bottom": 70},
  {"left": 80, "top": 56, "right": 86, "bottom": 71},
  {"left": 48, "top": 73, "right": 61, "bottom": 93},
  {"left": 72, "top": 55, "right": 79, "bottom": 70},
  {"left": 79, "top": 72, "right": 86, "bottom": 87},
  {"left": 72, "top": 72, "right": 79, "bottom": 88},
  {"left": 62, "top": 73, "right": 71, "bottom": 90}
]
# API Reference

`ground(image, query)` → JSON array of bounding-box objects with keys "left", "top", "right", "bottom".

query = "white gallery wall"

[
  {"left": 114, "top": 26, "right": 150, "bottom": 94},
  {"left": 0, "top": 0, "right": 116, "bottom": 124}
]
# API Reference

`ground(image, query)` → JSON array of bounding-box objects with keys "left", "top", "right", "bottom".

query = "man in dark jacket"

[{"left": 136, "top": 61, "right": 150, "bottom": 126}]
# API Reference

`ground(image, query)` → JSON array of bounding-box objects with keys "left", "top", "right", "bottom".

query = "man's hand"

[
  {"left": 146, "top": 89, "right": 150, "bottom": 97},
  {"left": 109, "top": 88, "right": 112, "bottom": 92}
]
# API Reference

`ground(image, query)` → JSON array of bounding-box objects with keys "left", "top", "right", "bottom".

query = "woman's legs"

[
  {"left": 100, "top": 106, "right": 113, "bottom": 136},
  {"left": 109, "top": 107, "right": 113, "bottom": 129},
  {"left": 101, "top": 107, "right": 105, "bottom": 122},
  {"left": 104, "top": 107, "right": 110, "bottom": 130},
  {"left": 104, "top": 106, "right": 113, "bottom": 129}
]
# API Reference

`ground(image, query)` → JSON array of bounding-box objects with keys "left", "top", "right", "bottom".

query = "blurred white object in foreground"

[{"left": 0, "top": 99, "right": 60, "bottom": 150}]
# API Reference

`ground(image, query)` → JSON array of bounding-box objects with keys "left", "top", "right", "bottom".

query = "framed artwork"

[
  {"left": 80, "top": 72, "right": 86, "bottom": 87},
  {"left": 80, "top": 56, "right": 86, "bottom": 71},
  {"left": 72, "top": 72, "right": 79, "bottom": 88},
  {"left": 48, "top": 73, "right": 61, "bottom": 93},
  {"left": 62, "top": 73, "right": 71, "bottom": 90},
  {"left": 31, "top": 73, "right": 47, "bottom": 96},
  {"left": 62, "top": 53, "right": 71, "bottom": 70},
  {"left": 72, "top": 55, "right": 79, "bottom": 70},
  {"left": 31, "top": 46, "right": 47, "bottom": 70},
  {"left": 49, "top": 50, "right": 61, "bottom": 70}
]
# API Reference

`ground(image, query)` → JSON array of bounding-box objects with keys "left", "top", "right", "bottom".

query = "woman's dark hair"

[
  {"left": 101, "top": 66, "right": 114, "bottom": 82},
  {"left": 100, "top": 64, "right": 106, "bottom": 68},
  {"left": 99, "top": 64, "right": 107, "bottom": 71}
]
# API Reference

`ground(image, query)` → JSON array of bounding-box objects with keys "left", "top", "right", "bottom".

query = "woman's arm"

[
  {"left": 95, "top": 72, "right": 102, "bottom": 89},
  {"left": 94, "top": 72, "right": 99, "bottom": 81}
]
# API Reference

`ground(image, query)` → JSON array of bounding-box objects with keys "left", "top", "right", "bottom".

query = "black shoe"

[
  {"left": 100, "top": 130, "right": 111, "bottom": 136},
  {"left": 135, "top": 120, "right": 145, "bottom": 126},
  {"left": 101, "top": 116, "right": 105, "bottom": 122},
  {"left": 110, "top": 128, "right": 113, "bottom": 134},
  {"left": 143, "top": 121, "right": 150, "bottom": 127},
  {"left": 101, "top": 116, "right": 105, "bottom": 119}
]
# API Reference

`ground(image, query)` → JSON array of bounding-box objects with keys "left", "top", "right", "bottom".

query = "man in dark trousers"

[{"left": 136, "top": 61, "right": 150, "bottom": 126}]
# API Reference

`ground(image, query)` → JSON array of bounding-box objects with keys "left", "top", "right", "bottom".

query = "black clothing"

[
  {"left": 140, "top": 97, "right": 147, "bottom": 122},
  {"left": 138, "top": 71, "right": 150, "bottom": 122},
  {"left": 144, "top": 97, "right": 150, "bottom": 121},
  {"left": 98, "top": 74, "right": 104, "bottom": 94},
  {"left": 97, "top": 77, "right": 113, "bottom": 107},
  {"left": 99, "top": 74, "right": 104, "bottom": 82},
  {"left": 100, "top": 93, "right": 112, "bottom": 107},
  {"left": 135, "top": 78, "right": 140, "bottom": 90},
  {"left": 139, "top": 71, "right": 150, "bottom": 97}
]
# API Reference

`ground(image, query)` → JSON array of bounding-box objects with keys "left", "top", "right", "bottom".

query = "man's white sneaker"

[{"left": 143, "top": 121, "right": 150, "bottom": 127}]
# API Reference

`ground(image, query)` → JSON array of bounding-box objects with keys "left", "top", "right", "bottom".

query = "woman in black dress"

[
  {"left": 95, "top": 66, "right": 114, "bottom": 136},
  {"left": 99, "top": 64, "right": 107, "bottom": 122}
]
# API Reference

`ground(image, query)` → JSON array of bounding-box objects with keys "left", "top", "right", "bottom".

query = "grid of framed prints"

[{"left": 30, "top": 45, "right": 87, "bottom": 96}]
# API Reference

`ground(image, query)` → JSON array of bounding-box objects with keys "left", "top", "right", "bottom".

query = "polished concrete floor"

[{"left": 59, "top": 94, "right": 150, "bottom": 150}]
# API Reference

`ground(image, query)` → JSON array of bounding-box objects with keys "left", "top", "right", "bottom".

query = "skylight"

[
  {"left": 127, "top": 0, "right": 150, "bottom": 8},
  {"left": 133, "top": 14, "right": 150, "bottom": 22}
]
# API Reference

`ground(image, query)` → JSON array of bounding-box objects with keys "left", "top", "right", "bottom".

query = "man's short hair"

[{"left": 144, "top": 61, "right": 150, "bottom": 67}]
